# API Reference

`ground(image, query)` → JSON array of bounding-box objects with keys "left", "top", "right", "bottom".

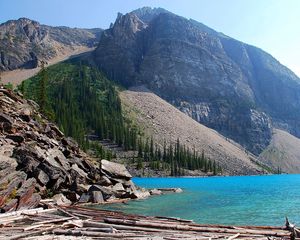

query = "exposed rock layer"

[
  {"left": 0, "top": 18, "right": 102, "bottom": 71},
  {"left": 94, "top": 7, "right": 300, "bottom": 155}
]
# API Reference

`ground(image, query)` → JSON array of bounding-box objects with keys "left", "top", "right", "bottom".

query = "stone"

[
  {"left": 0, "top": 113, "right": 13, "bottom": 124},
  {"left": 66, "top": 191, "right": 80, "bottom": 202},
  {"left": 101, "top": 160, "right": 132, "bottom": 179},
  {"left": 36, "top": 170, "right": 50, "bottom": 186},
  {"left": 99, "top": 175, "right": 112, "bottom": 186},
  {"left": 19, "top": 108, "right": 32, "bottom": 122},
  {"left": 112, "top": 183, "right": 125, "bottom": 192},
  {"left": 16, "top": 178, "right": 37, "bottom": 210},
  {"left": 78, "top": 193, "right": 90, "bottom": 203},
  {"left": 88, "top": 185, "right": 113, "bottom": 200},
  {"left": 175, "top": 188, "right": 183, "bottom": 193},
  {"left": 50, "top": 124, "right": 64, "bottom": 138},
  {"left": 18, "top": 193, "right": 41, "bottom": 210},
  {"left": 61, "top": 137, "right": 79, "bottom": 152},
  {"left": 52, "top": 193, "right": 72, "bottom": 206},
  {"left": 0, "top": 171, "right": 27, "bottom": 208},
  {"left": 91, "top": 191, "right": 104, "bottom": 203},
  {"left": 150, "top": 189, "right": 162, "bottom": 195},
  {"left": 1, "top": 199, "right": 18, "bottom": 213},
  {"left": 6, "top": 134, "right": 24, "bottom": 143},
  {"left": 131, "top": 190, "right": 150, "bottom": 199}
]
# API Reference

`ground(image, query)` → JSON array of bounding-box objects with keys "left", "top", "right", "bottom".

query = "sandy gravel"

[
  {"left": 1, "top": 46, "right": 94, "bottom": 86},
  {"left": 259, "top": 128, "right": 300, "bottom": 173},
  {"left": 120, "top": 86, "right": 263, "bottom": 175}
]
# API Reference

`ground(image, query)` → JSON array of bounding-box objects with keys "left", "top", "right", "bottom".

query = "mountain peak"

[{"left": 130, "top": 7, "right": 170, "bottom": 23}]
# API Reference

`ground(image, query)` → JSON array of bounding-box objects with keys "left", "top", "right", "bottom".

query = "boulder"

[
  {"left": 18, "top": 193, "right": 41, "bottom": 210},
  {"left": 112, "top": 183, "right": 125, "bottom": 192},
  {"left": 131, "top": 190, "right": 151, "bottom": 199},
  {"left": 150, "top": 189, "right": 162, "bottom": 195},
  {"left": 88, "top": 185, "right": 113, "bottom": 200},
  {"left": 16, "top": 178, "right": 38, "bottom": 210},
  {"left": 36, "top": 169, "right": 49, "bottom": 186},
  {"left": 175, "top": 188, "right": 183, "bottom": 193},
  {"left": 66, "top": 191, "right": 80, "bottom": 202},
  {"left": 0, "top": 113, "right": 13, "bottom": 124},
  {"left": 78, "top": 193, "right": 90, "bottom": 203},
  {"left": 52, "top": 193, "right": 72, "bottom": 206},
  {"left": 19, "top": 108, "right": 32, "bottom": 122},
  {"left": 0, "top": 171, "right": 27, "bottom": 208},
  {"left": 91, "top": 191, "right": 104, "bottom": 203},
  {"left": 98, "top": 175, "right": 112, "bottom": 186},
  {"left": 6, "top": 134, "right": 24, "bottom": 143},
  {"left": 1, "top": 199, "right": 18, "bottom": 212},
  {"left": 101, "top": 160, "right": 132, "bottom": 179}
]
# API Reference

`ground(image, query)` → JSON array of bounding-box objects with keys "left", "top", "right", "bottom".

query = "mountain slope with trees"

[
  {"left": 94, "top": 7, "right": 300, "bottom": 157},
  {"left": 120, "top": 87, "right": 267, "bottom": 175},
  {"left": 22, "top": 60, "right": 226, "bottom": 176}
]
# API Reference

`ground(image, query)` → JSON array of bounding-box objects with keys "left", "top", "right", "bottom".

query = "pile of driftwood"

[{"left": 0, "top": 205, "right": 297, "bottom": 240}]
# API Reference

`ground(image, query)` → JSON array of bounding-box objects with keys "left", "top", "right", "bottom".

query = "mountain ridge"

[
  {"left": 94, "top": 7, "right": 300, "bottom": 156},
  {"left": 0, "top": 17, "right": 102, "bottom": 72}
]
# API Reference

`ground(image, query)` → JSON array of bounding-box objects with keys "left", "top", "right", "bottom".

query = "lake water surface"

[{"left": 97, "top": 175, "right": 300, "bottom": 226}]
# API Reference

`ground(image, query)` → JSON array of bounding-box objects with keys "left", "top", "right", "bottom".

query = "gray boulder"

[{"left": 101, "top": 160, "right": 132, "bottom": 179}]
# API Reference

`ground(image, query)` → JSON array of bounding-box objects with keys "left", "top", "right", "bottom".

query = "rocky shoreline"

[{"left": 0, "top": 87, "right": 183, "bottom": 213}]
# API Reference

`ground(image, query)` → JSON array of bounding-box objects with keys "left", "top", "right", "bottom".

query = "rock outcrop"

[
  {"left": 0, "top": 87, "right": 142, "bottom": 212},
  {"left": 94, "top": 7, "right": 300, "bottom": 155},
  {"left": 0, "top": 18, "right": 102, "bottom": 71}
]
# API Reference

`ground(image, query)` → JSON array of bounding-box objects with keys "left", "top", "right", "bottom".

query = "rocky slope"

[
  {"left": 0, "top": 87, "right": 148, "bottom": 213},
  {"left": 94, "top": 7, "right": 300, "bottom": 156},
  {"left": 0, "top": 18, "right": 102, "bottom": 72},
  {"left": 259, "top": 129, "right": 300, "bottom": 173},
  {"left": 120, "top": 87, "right": 267, "bottom": 175}
]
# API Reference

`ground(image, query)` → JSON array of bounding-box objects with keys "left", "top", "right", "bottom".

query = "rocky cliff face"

[
  {"left": 94, "top": 8, "right": 300, "bottom": 155},
  {"left": 0, "top": 18, "right": 102, "bottom": 71},
  {"left": 0, "top": 87, "right": 145, "bottom": 212}
]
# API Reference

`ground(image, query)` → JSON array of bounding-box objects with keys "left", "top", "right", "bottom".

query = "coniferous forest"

[{"left": 20, "top": 60, "right": 221, "bottom": 176}]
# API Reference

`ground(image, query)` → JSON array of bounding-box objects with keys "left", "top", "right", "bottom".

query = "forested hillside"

[{"left": 21, "top": 60, "right": 219, "bottom": 176}]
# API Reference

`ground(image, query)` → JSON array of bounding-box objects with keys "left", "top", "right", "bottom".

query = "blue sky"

[{"left": 1, "top": 0, "right": 299, "bottom": 76}]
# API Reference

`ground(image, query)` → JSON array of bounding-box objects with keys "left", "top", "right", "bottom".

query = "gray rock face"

[
  {"left": 0, "top": 18, "right": 102, "bottom": 71},
  {"left": 94, "top": 8, "right": 300, "bottom": 155}
]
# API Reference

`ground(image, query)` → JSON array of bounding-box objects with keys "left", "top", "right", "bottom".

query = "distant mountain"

[
  {"left": 94, "top": 7, "right": 300, "bottom": 156},
  {"left": 0, "top": 18, "right": 102, "bottom": 71}
]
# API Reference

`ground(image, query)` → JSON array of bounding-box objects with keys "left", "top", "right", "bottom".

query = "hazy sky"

[{"left": 1, "top": 0, "right": 300, "bottom": 76}]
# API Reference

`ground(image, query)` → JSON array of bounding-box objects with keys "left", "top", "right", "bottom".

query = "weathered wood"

[
  {"left": 7, "top": 226, "right": 59, "bottom": 240},
  {"left": 104, "top": 218, "right": 290, "bottom": 237},
  {"left": 0, "top": 206, "right": 293, "bottom": 240},
  {"left": 228, "top": 233, "right": 240, "bottom": 240},
  {"left": 53, "top": 229, "right": 147, "bottom": 238}
]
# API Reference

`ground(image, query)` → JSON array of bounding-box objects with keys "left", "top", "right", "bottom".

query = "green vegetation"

[
  {"left": 20, "top": 60, "right": 220, "bottom": 176},
  {"left": 21, "top": 60, "right": 138, "bottom": 151},
  {"left": 136, "top": 137, "right": 222, "bottom": 176},
  {"left": 4, "top": 82, "right": 14, "bottom": 90}
]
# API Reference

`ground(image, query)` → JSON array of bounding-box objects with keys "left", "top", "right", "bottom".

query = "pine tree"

[{"left": 39, "top": 61, "right": 47, "bottom": 114}]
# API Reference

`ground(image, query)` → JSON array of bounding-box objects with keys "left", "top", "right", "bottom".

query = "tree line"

[
  {"left": 20, "top": 60, "right": 139, "bottom": 153},
  {"left": 20, "top": 60, "right": 221, "bottom": 176},
  {"left": 135, "top": 137, "right": 222, "bottom": 176}
]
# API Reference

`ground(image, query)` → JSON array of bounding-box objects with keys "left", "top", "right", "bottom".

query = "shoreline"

[
  {"left": 132, "top": 172, "right": 290, "bottom": 179},
  {"left": 0, "top": 205, "right": 295, "bottom": 239}
]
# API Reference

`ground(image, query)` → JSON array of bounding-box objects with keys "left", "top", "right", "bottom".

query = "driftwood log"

[{"left": 0, "top": 206, "right": 294, "bottom": 239}]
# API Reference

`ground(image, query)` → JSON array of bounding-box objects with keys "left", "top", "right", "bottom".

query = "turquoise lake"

[{"left": 97, "top": 175, "right": 300, "bottom": 226}]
